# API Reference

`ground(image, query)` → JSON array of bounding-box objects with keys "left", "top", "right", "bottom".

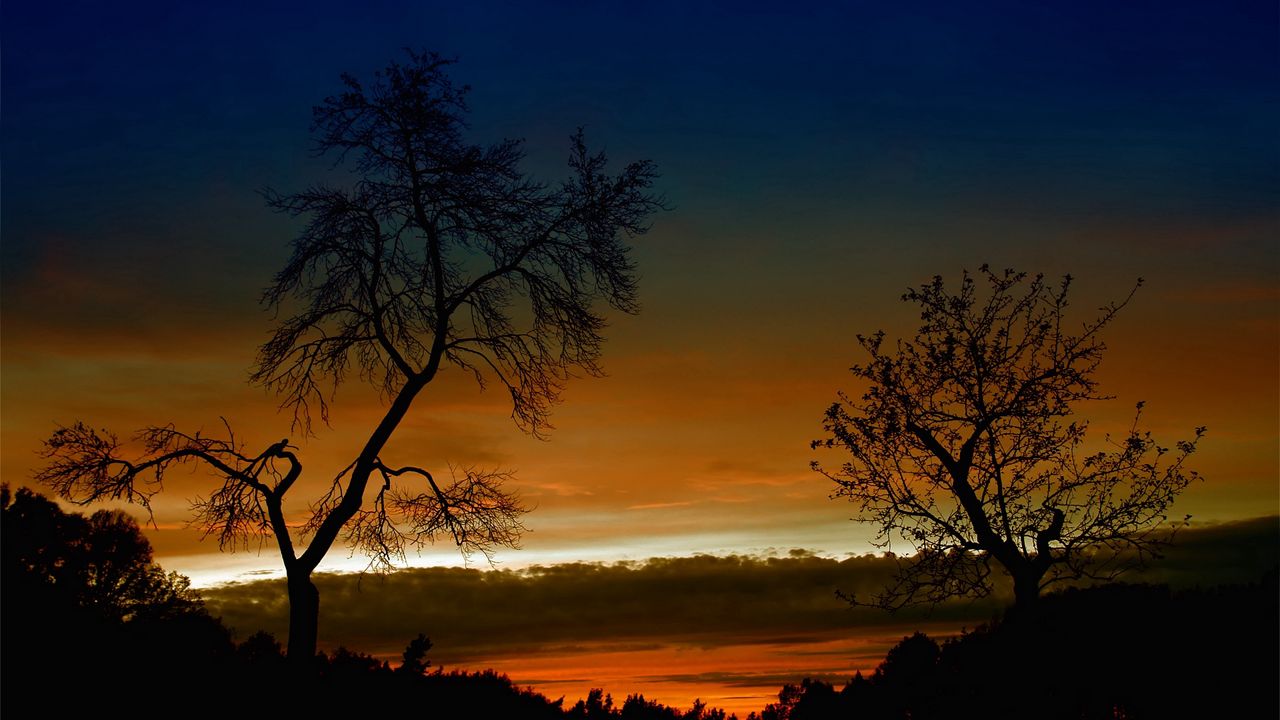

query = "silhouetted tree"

[
  {"left": 621, "top": 694, "right": 681, "bottom": 720},
  {"left": 784, "top": 679, "right": 842, "bottom": 720},
  {"left": 323, "top": 645, "right": 390, "bottom": 676},
  {"left": 237, "top": 629, "right": 287, "bottom": 666},
  {"left": 838, "top": 672, "right": 871, "bottom": 713},
  {"left": 569, "top": 689, "right": 617, "bottom": 720},
  {"left": 872, "top": 632, "right": 941, "bottom": 718},
  {"left": 398, "top": 632, "right": 433, "bottom": 675},
  {"left": 2, "top": 486, "right": 234, "bottom": 715},
  {"left": 683, "top": 699, "right": 728, "bottom": 720},
  {"left": 1, "top": 485, "right": 200, "bottom": 622},
  {"left": 813, "top": 267, "right": 1203, "bottom": 609},
  {"left": 36, "top": 50, "right": 663, "bottom": 660},
  {"left": 873, "top": 631, "right": 939, "bottom": 686},
  {"left": 759, "top": 682, "right": 801, "bottom": 720}
]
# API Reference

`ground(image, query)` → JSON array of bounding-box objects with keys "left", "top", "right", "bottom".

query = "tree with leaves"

[
  {"left": 1, "top": 485, "right": 202, "bottom": 623},
  {"left": 812, "top": 267, "right": 1203, "bottom": 609},
  {"left": 36, "top": 50, "right": 663, "bottom": 660}
]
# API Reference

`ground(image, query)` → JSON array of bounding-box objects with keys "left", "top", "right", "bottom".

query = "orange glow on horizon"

[{"left": 393, "top": 627, "right": 967, "bottom": 719}]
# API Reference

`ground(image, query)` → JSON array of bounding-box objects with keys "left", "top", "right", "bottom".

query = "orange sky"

[{"left": 4, "top": 215, "right": 1276, "bottom": 584}]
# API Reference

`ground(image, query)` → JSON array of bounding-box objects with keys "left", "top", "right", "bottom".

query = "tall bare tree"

[
  {"left": 812, "top": 267, "right": 1203, "bottom": 610},
  {"left": 37, "top": 50, "right": 663, "bottom": 660}
]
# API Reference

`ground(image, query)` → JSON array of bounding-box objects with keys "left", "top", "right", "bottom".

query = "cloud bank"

[{"left": 204, "top": 516, "right": 1278, "bottom": 663}]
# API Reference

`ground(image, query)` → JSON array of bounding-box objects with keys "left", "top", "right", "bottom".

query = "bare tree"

[
  {"left": 36, "top": 50, "right": 663, "bottom": 660},
  {"left": 812, "top": 267, "right": 1203, "bottom": 610}
]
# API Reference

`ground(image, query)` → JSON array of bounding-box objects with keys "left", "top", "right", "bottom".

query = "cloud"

[
  {"left": 627, "top": 501, "right": 697, "bottom": 511},
  {"left": 205, "top": 552, "right": 960, "bottom": 658},
  {"left": 1126, "top": 516, "right": 1280, "bottom": 588},
  {"left": 643, "top": 670, "right": 854, "bottom": 689}
]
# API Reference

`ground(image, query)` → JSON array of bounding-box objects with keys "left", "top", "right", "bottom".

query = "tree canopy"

[{"left": 813, "top": 266, "right": 1203, "bottom": 608}]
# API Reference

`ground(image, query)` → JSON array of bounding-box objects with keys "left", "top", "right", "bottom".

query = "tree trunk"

[
  {"left": 1012, "top": 570, "right": 1041, "bottom": 610},
  {"left": 287, "top": 571, "right": 320, "bottom": 662}
]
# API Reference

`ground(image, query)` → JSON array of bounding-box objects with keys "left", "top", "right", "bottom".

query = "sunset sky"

[{"left": 3, "top": 1, "right": 1277, "bottom": 715}]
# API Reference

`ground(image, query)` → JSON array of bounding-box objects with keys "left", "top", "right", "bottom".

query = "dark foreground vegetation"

[
  {"left": 755, "top": 575, "right": 1278, "bottom": 719},
  {"left": 4, "top": 486, "right": 1275, "bottom": 719}
]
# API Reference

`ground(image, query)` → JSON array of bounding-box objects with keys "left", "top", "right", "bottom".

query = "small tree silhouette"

[
  {"left": 398, "top": 632, "right": 433, "bottom": 675},
  {"left": 36, "top": 50, "right": 663, "bottom": 660},
  {"left": 813, "top": 267, "right": 1203, "bottom": 609}
]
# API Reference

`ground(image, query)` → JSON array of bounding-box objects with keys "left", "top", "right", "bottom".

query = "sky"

[{"left": 3, "top": 0, "right": 1278, "bottom": 714}]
